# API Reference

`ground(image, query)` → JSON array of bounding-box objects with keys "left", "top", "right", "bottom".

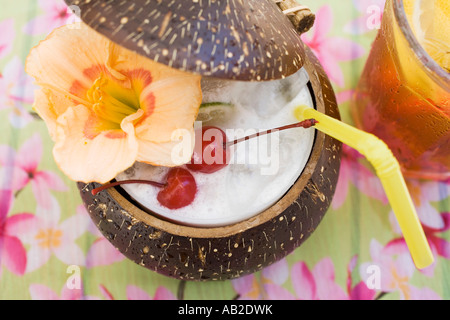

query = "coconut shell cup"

[{"left": 71, "top": 0, "right": 342, "bottom": 281}]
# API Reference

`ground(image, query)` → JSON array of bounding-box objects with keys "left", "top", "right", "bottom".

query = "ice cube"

[{"left": 200, "top": 67, "right": 310, "bottom": 118}]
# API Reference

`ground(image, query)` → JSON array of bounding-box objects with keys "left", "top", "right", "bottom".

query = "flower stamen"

[{"left": 87, "top": 74, "right": 141, "bottom": 126}]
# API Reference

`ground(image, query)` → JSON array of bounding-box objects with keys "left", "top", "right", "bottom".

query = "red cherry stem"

[
  {"left": 91, "top": 179, "right": 166, "bottom": 196},
  {"left": 91, "top": 118, "right": 318, "bottom": 196},
  {"left": 224, "top": 118, "right": 318, "bottom": 148}
]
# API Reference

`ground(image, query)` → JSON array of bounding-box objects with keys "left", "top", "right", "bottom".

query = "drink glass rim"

[{"left": 393, "top": 0, "right": 450, "bottom": 88}]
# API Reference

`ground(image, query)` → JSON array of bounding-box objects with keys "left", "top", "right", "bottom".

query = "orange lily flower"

[{"left": 26, "top": 24, "right": 202, "bottom": 183}]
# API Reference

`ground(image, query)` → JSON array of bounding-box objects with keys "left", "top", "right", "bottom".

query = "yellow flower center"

[
  {"left": 35, "top": 228, "right": 63, "bottom": 249},
  {"left": 87, "top": 74, "right": 141, "bottom": 130},
  {"left": 389, "top": 266, "right": 411, "bottom": 300}
]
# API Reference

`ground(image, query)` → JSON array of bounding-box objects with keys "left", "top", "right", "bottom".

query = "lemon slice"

[
  {"left": 197, "top": 102, "right": 234, "bottom": 123},
  {"left": 404, "top": 0, "right": 450, "bottom": 71}
]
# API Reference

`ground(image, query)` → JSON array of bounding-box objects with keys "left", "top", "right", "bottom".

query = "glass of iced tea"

[{"left": 351, "top": 0, "right": 450, "bottom": 180}]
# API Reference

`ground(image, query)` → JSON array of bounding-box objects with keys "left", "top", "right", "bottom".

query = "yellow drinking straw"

[{"left": 294, "top": 105, "right": 434, "bottom": 269}]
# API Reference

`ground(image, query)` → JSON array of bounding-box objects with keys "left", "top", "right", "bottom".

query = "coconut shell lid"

[{"left": 64, "top": 0, "right": 307, "bottom": 81}]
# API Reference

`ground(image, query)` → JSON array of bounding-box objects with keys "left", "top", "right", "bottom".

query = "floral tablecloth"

[{"left": 0, "top": 0, "right": 448, "bottom": 300}]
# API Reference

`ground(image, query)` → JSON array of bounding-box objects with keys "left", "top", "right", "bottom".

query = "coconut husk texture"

[
  {"left": 77, "top": 47, "right": 342, "bottom": 281},
  {"left": 64, "top": 0, "right": 307, "bottom": 81}
]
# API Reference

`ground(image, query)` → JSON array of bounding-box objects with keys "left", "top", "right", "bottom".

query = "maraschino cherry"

[
  {"left": 91, "top": 167, "right": 197, "bottom": 209},
  {"left": 186, "top": 119, "right": 318, "bottom": 174},
  {"left": 90, "top": 118, "right": 317, "bottom": 210},
  {"left": 186, "top": 126, "right": 230, "bottom": 174},
  {"left": 156, "top": 167, "right": 197, "bottom": 209}
]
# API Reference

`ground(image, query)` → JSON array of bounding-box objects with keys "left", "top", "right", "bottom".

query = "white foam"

[{"left": 116, "top": 67, "right": 315, "bottom": 227}]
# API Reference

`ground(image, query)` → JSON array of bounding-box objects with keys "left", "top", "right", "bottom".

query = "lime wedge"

[{"left": 197, "top": 102, "right": 234, "bottom": 123}]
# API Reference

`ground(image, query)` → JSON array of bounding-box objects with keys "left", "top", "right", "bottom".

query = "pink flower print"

[
  {"left": 301, "top": 5, "right": 365, "bottom": 87},
  {"left": 386, "top": 213, "right": 450, "bottom": 277},
  {"left": 232, "top": 258, "right": 289, "bottom": 300},
  {"left": 99, "top": 284, "right": 176, "bottom": 300},
  {"left": 0, "top": 19, "right": 15, "bottom": 60},
  {"left": 402, "top": 180, "right": 449, "bottom": 230},
  {"left": 232, "top": 273, "right": 264, "bottom": 300},
  {"left": 421, "top": 213, "right": 450, "bottom": 260},
  {"left": 29, "top": 284, "right": 82, "bottom": 300},
  {"left": 261, "top": 257, "right": 376, "bottom": 300},
  {"left": 18, "top": 196, "right": 89, "bottom": 273},
  {"left": 23, "top": 0, "right": 80, "bottom": 36},
  {"left": 344, "top": 0, "right": 386, "bottom": 35},
  {"left": 335, "top": 89, "right": 355, "bottom": 105},
  {"left": 261, "top": 258, "right": 348, "bottom": 300},
  {"left": 386, "top": 180, "right": 450, "bottom": 275},
  {"left": 29, "top": 283, "right": 100, "bottom": 300},
  {"left": 85, "top": 235, "right": 125, "bottom": 268},
  {"left": 0, "top": 188, "right": 37, "bottom": 277},
  {"left": 290, "top": 258, "right": 348, "bottom": 300},
  {"left": 127, "top": 285, "right": 177, "bottom": 300},
  {"left": 332, "top": 144, "right": 388, "bottom": 209},
  {"left": 98, "top": 284, "right": 114, "bottom": 300},
  {"left": 81, "top": 205, "right": 125, "bottom": 268},
  {"left": 346, "top": 255, "right": 377, "bottom": 300},
  {"left": 0, "top": 133, "right": 68, "bottom": 209},
  {"left": 360, "top": 239, "right": 441, "bottom": 300},
  {"left": 0, "top": 56, "right": 36, "bottom": 127}
]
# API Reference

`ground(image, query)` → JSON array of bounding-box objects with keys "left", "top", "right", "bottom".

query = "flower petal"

[
  {"left": 349, "top": 282, "right": 376, "bottom": 300},
  {"left": 135, "top": 73, "right": 201, "bottom": 143},
  {"left": 126, "top": 285, "right": 151, "bottom": 300},
  {"left": 38, "top": 0, "right": 66, "bottom": 12},
  {"left": 331, "top": 161, "right": 350, "bottom": 209},
  {"left": 0, "top": 145, "right": 16, "bottom": 167},
  {"left": 349, "top": 162, "right": 388, "bottom": 204},
  {"left": 31, "top": 179, "right": 53, "bottom": 210},
  {"left": 311, "top": 5, "right": 333, "bottom": 45},
  {"left": 0, "top": 166, "right": 30, "bottom": 195},
  {"left": 263, "top": 284, "right": 296, "bottom": 300},
  {"left": 53, "top": 242, "right": 86, "bottom": 266},
  {"left": 16, "top": 133, "right": 42, "bottom": 172},
  {"left": 34, "top": 194, "right": 60, "bottom": 228},
  {"left": 313, "top": 258, "right": 348, "bottom": 300},
  {"left": 98, "top": 285, "right": 114, "bottom": 300},
  {"left": 34, "top": 170, "right": 68, "bottom": 191},
  {"left": 0, "top": 189, "right": 13, "bottom": 222},
  {"left": 31, "top": 89, "right": 59, "bottom": 139},
  {"left": 353, "top": 0, "right": 386, "bottom": 13},
  {"left": 153, "top": 287, "right": 177, "bottom": 300},
  {"left": 323, "top": 38, "right": 366, "bottom": 62},
  {"left": 316, "top": 50, "right": 345, "bottom": 87},
  {"left": 25, "top": 24, "right": 109, "bottom": 107},
  {"left": 1, "top": 235, "right": 27, "bottom": 275},
  {"left": 8, "top": 106, "right": 34, "bottom": 128},
  {"left": 291, "top": 261, "right": 316, "bottom": 300},
  {"left": 0, "top": 19, "right": 15, "bottom": 59},
  {"left": 137, "top": 133, "right": 195, "bottom": 167},
  {"left": 60, "top": 284, "right": 84, "bottom": 300},
  {"left": 261, "top": 258, "right": 289, "bottom": 285},
  {"left": 429, "top": 235, "right": 450, "bottom": 259},
  {"left": 4, "top": 213, "right": 37, "bottom": 238},
  {"left": 25, "top": 245, "right": 51, "bottom": 273},
  {"left": 232, "top": 274, "right": 255, "bottom": 297},
  {"left": 3, "top": 56, "right": 37, "bottom": 105},
  {"left": 59, "top": 211, "right": 90, "bottom": 241},
  {"left": 86, "top": 238, "right": 125, "bottom": 268},
  {"left": 22, "top": 15, "right": 59, "bottom": 36},
  {"left": 408, "top": 286, "right": 441, "bottom": 300},
  {"left": 421, "top": 181, "right": 450, "bottom": 202},
  {"left": 53, "top": 105, "right": 139, "bottom": 183},
  {"left": 417, "top": 202, "right": 445, "bottom": 230},
  {"left": 29, "top": 284, "right": 60, "bottom": 300}
]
